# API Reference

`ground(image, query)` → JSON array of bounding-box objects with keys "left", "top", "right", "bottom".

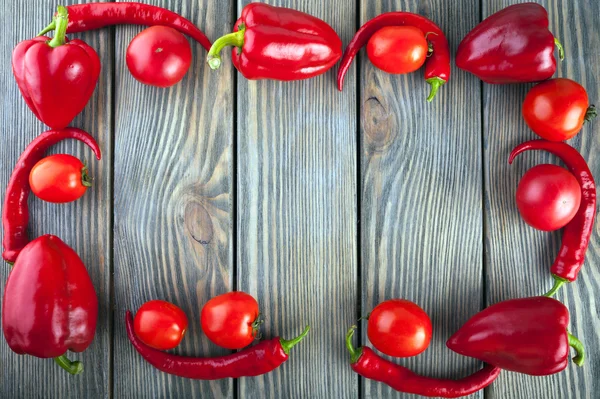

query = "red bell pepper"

[
  {"left": 206, "top": 3, "right": 342, "bottom": 81},
  {"left": 456, "top": 3, "right": 563, "bottom": 83},
  {"left": 447, "top": 296, "right": 584, "bottom": 376},
  {"left": 2, "top": 235, "right": 98, "bottom": 375},
  {"left": 12, "top": 6, "right": 100, "bottom": 129}
]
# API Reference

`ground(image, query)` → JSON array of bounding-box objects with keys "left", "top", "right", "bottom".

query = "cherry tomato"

[
  {"left": 523, "top": 78, "right": 597, "bottom": 141},
  {"left": 516, "top": 164, "right": 581, "bottom": 231},
  {"left": 29, "top": 154, "right": 91, "bottom": 203},
  {"left": 134, "top": 300, "right": 188, "bottom": 350},
  {"left": 367, "top": 26, "right": 428, "bottom": 74},
  {"left": 126, "top": 26, "right": 192, "bottom": 87},
  {"left": 200, "top": 292, "right": 260, "bottom": 349},
  {"left": 367, "top": 299, "right": 432, "bottom": 358}
]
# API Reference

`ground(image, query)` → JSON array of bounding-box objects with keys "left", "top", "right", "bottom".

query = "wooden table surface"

[{"left": 1, "top": 0, "right": 598, "bottom": 398}]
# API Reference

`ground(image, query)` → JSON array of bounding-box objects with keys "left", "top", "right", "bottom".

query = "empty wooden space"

[{"left": 0, "top": 0, "right": 597, "bottom": 398}]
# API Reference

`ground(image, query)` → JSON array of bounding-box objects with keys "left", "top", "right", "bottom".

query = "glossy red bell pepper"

[
  {"left": 207, "top": 3, "right": 342, "bottom": 81},
  {"left": 456, "top": 3, "right": 563, "bottom": 83},
  {"left": 12, "top": 6, "right": 100, "bottom": 129},
  {"left": 447, "top": 296, "right": 584, "bottom": 376},
  {"left": 2, "top": 235, "right": 98, "bottom": 375}
]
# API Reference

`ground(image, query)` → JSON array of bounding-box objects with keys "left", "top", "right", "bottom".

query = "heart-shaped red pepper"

[{"left": 12, "top": 6, "right": 100, "bottom": 129}]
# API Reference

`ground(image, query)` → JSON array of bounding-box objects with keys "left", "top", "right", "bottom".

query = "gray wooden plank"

[
  {"left": 112, "top": 0, "right": 234, "bottom": 397},
  {"left": 236, "top": 1, "right": 358, "bottom": 397},
  {"left": 0, "top": 1, "right": 113, "bottom": 398},
  {"left": 483, "top": 1, "right": 600, "bottom": 398},
  {"left": 359, "top": 0, "right": 485, "bottom": 398}
]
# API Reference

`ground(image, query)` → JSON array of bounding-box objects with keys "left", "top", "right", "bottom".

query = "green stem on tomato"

[
  {"left": 568, "top": 331, "right": 585, "bottom": 367},
  {"left": 81, "top": 164, "right": 92, "bottom": 188},
  {"left": 346, "top": 325, "right": 363, "bottom": 364},
  {"left": 584, "top": 105, "right": 597, "bottom": 123},
  {"left": 554, "top": 37, "right": 565, "bottom": 61},
  {"left": 54, "top": 354, "right": 84, "bottom": 375},
  {"left": 207, "top": 25, "right": 246, "bottom": 70},
  {"left": 425, "top": 77, "right": 445, "bottom": 102},
  {"left": 279, "top": 325, "right": 310, "bottom": 354},
  {"left": 543, "top": 275, "right": 569, "bottom": 297},
  {"left": 47, "top": 6, "right": 68, "bottom": 48}
]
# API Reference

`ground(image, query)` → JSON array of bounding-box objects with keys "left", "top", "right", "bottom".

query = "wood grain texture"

[
  {"left": 0, "top": 1, "right": 113, "bottom": 398},
  {"left": 359, "top": 0, "right": 485, "bottom": 398},
  {"left": 483, "top": 1, "right": 600, "bottom": 398},
  {"left": 235, "top": 1, "right": 358, "bottom": 398},
  {"left": 111, "top": 0, "right": 234, "bottom": 398}
]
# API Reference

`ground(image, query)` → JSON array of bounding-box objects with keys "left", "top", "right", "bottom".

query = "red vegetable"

[
  {"left": 509, "top": 141, "right": 596, "bottom": 296},
  {"left": 207, "top": 3, "right": 342, "bottom": 81},
  {"left": 126, "top": 311, "right": 309, "bottom": 379},
  {"left": 12, "top": 6, "right": 100, "bottom": 129},
  {"left": 2, "top": 128, "right": 101, "bottom": 264},
  {"left": 456, "top": 3, "right": 563, "bottom": 84},
  {"left": 200, "top": 291, "right": 261, "bottom": 350},
  {"left": 447, "top": 296, "right": 584, "bottom": 376},
  {"left": 29, "top": 154, "right": 92, "bottom": 203},
  {"left": 366, "top": 26, "right": 428, "bottom": 74},
  {"left": 523, "top": 78, "right": 597, "bottom": 141},
  {"left": 347, "top": 327, "right": 501, "bottom": 398},
  {"left": 126, "top": 26, "right": 192, "bottom": 88},
  {"left": 367, "top": 299, "right": 432, "bottom": 357},
  {"left": 337, "top": 12, "right": 450, "bottom": 101},
  {"left": 516, "top": 164, "right": 581, "bottom": 231},
  {"left": 2, "top": 235, "right": 98, "bottom": 375},
  {"left": 38, "top": 2, "right": 211, "bottom": 51},
  {"left": 134, "top": 300, "right": 188, "bottom": 350}
]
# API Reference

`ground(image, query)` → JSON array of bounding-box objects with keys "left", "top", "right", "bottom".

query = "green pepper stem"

[
  {"left": 48, "top": 6, "right": 68, "bottom": 48},
  {"left": 6, "top": 260, "right": 14, "bottom": 267},
  {"left": 81, "top": 163, "right": 92, "bottom": 188},
  {"left": 568, "top": 331, "right": 585, "bottom": 367},
  {"left": 543, "top": 275, "right": 569, "bottom": 297},
  {"left": 280, "top": 325, "right": 310, "bottom": 354},
  {"left": 554, "top": 37, "right": 565, "bottom": 61},
  {"left": 207, "top": 26, "right": 245, "bottom": 70},
  {"left": 54, "top": 355, "right": 84, "bottom": 375},
  {"left": 346, "top": 325, "right": 363, "bottom": 364},
  {"left": 584, "top": 105, "right": 597, "bottom": 123},
  {"left": 425, "top": 77, "right": 445, "bottom": 102},
  {"left": 38, "top": 20, "right": 56, "bottom": 37}
]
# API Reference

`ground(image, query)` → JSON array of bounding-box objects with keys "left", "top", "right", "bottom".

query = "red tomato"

[
  {"left": 367, "top": 299, "right": 432, "bottom": 358},
  {"left": 516, "top": 164, "right": 581, "bottom": 231},
  {"left": 523, "top": 78, "right": 596, "bottom": 141},
  {"left": 29, "top": 154, "right": 91, "bottom": 203},
  {"left": 126, "top": 26, "right": 192, "bottom": 87},
  {"left": 200, "top": 292, "right": 260, "bottom": 349},
  {"left": 367, "top": 26, "right": 428, "bottom": 74},
  {"left": 134, "top": 300, "right": 188, "bottom": 350}
]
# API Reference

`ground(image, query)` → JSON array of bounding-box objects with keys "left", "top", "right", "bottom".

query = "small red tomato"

[
  {"left": 367, "top": 26, "right": 428, "bottom": 74},
  {"left": 29, "top": 154, "right": 91, "bottom": 203},
  {"left": 516, "top": 164, "right": 581, "bottom": 231},
  {"left": 134, "top": 300, "right": 188, "bottom": 350},
  {"left": 367, "top": 299, "right": 432, "bottom": 358},
  {"left": 523, "top": 78, "right": 597, "bottom": 141},
  {"left": 126, "top": 26, "right": 192, "bottom": 87},
  {"left": 200, "top": 292, "right": 260, "bottom": 349}
]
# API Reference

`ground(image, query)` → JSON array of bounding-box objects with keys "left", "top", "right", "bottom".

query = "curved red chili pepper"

[
  {"left": 346, "top": 327, "right": 501, "bottom": 397},
  {"left": 2, "top": 128, "right": 101, "bottom": 264},
  {"left": 125, "top": 311, "right": 309, "bottom": 379},
  {"left": 37, "top": 2, "right": 211, "bottom": 51},
  {"left": 337, "top": 12, "right": 450, "bottom": 102},
  {"left": 509, "top": 140, "right": 596, "bottom": 295}
]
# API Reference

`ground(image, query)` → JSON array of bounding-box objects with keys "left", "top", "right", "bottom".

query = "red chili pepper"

[
  {"left": 126, "top": 311, "right": 309, "bottom": 379},
  {"left": 337, "top": 12, "right": 451, "bottom": 102},
  {"left": 2, "top": 128, "right": 101, "bottom": 264},
  {"left": 2, "top": 235, "right": 98, "bottom": 375},
  {"left": 38, "top": 2, "right": 211, "bottom": 51},
  {"left": 456, "top": 3, "right": 564, "bottom": 84},
  {"left": 447, "top": 296, "right": 584, "bottom": 376},
  {"left": 206, "top": 3, "right": 342, "bottom": 81},
  {"left": 346, "top": 327, "right": 500, "bottom": 398},
  {"left": 509, "top": 140, "right": 596, "bottom": 296},
  {"left": 12, "top": 6, "right": 101, "bottom": 129}
]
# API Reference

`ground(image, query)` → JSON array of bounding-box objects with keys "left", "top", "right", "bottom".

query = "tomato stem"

[
  {"left": 81, "top": 162, "right": 92, "bottom": 188},
  {"left": 584, "top": 105, "right": 597, "bottom": 123},
  {"left": 251, "top": 313, "right": 264, "bottom": 340}
]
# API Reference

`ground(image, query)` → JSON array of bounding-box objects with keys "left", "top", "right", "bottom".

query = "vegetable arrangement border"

[{"left": 2, "top": 2, "right": 597, "bottom": 398}]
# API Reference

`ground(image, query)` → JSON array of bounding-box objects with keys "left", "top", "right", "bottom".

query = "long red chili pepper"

[
  {"left": 2, "top": 128, "right": 101, "bottom": 264},
  {"left": 337, "top": 12, "right": 450, "bottom": 102},
  {"left": 37, "top": 2, "right": 211, "bottom": 51},
  {"left": 346, "top": 327, "right": 501, "bottom": 398},
  {"left": 126, "top": 311, "right": 309, "bottom": 379},
  {"left": 509, "top": 140, "right": 596, "bottom": 296}
]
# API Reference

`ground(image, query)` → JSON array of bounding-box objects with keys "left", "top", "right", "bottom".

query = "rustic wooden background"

[{"left": 1, "top": 0, "right": 598, "bottom": 398}]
